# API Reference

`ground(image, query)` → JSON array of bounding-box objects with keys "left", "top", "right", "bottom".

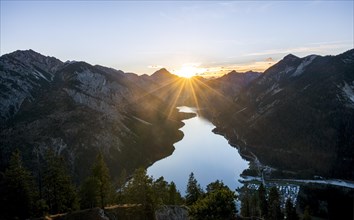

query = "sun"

[{"left": 174, "top": 63, "right": 205, "bottom": 78}]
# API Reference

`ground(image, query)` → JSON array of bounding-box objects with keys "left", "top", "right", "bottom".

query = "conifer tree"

[
  {"left": 258, "top": 183, "right": 268, "bottom": 218},
  {"left": 80, "top": 176, "right": 99, "bottom": 208},
  {"left": 190, "top": 180, "right": 236, "bottom": 220},
  {"left": 91, "top": 152, "right": 114, "bottom": 209},
  {"left": 185, "top": 172, "right": 204, "bottom": 206},
  {"left": 267, "top": 186, "right": 283, "bottom": 220},
  {"left": 124, "top": 168, "right": 155, "bottom": 219},
  {"left": 152, "top": 176, "right": 169, "bottom": 205},
  {"left": 42, "top": 150, "right": 78, "bottom": 214},
  {"left": 250, "top": 192, "right": 259, "bottom": 217},
  {"left": 115, "top": 168, "right": 127, "bottom": 204},
  {"left": 168, "top": 181, "right": 180, "bottom": 205},
  {"left": 240, "top": 187, "right": 251, "bottom": 218},
  {"left": 3, "top": 150, "right": 37, "bottom": 219},
  {"left": 285, "top": 198, "right": 299, "bottom": 220}
]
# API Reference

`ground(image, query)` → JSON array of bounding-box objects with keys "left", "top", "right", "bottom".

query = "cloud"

[
  {"left": 265, "top": 57, "right": 274, "bottom": 62},
  {"left": 196, "top": 58, "right": 278, "bottom": 78},
  {"left": 245, "top": 42, "right": 352, "bottom": 57}
]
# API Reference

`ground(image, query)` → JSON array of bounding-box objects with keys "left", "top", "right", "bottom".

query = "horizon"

[
  {"left": 1, "top": 1, "right": 353, "bottom": 77},
  {"left": 5, "top": 48, "right": 353, "bottom": 79}
]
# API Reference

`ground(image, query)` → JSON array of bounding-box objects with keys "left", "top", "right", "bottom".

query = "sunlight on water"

[{"left": 147, "top": 106, "right": 249, "bottom": 194}]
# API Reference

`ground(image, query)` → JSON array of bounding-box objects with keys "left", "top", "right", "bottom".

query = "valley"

[{"left": 1, "top": 49, "right": 354, "bottom": 219}]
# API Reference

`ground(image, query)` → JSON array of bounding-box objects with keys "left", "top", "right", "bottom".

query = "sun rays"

[
  {"left": 124, "top": 72, "right": 237, "bottom": 124},
  {"left": 128, "top": 64, "right": 238, "bottom": 117},
  {"left": 173, "top": 63, "right": 206, "bottom": 79}
]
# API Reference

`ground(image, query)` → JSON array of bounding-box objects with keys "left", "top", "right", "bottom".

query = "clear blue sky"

[{"left": 1, "top": 1, "right": 353, "bottom": 75}]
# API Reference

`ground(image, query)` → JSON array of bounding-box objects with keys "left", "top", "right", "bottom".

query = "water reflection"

[{"left": 147, "top": 106, "right": 249, "bottom": 194}]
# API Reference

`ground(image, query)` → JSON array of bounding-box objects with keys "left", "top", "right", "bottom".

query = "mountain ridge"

[
  {"left": 0, "top": 50, "right": 186, "bottom": 181},
  {"left": 209, "top": 48, "right": 354, "bottom": 179},
  {"left": 1, "top": 48, "right": 353, "bottom": 182}
]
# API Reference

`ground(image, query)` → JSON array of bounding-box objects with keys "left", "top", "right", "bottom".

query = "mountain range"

[
  {"left": 0, "top": 50, "right": 189, "bottom": 181},
  {"left": 1, "top": 48, "right": 353, "bottom": 181},
  {"left": 208, "top": 49, "right": 354, "bottom": 179}
]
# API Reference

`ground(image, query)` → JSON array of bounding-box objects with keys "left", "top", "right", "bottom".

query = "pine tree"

[
  {"left": 250, "top": 192, "right": 259, "bottom": 217},
  {"left": 115, "top": 168, "right": 127, "bottom": 204},
  {"left": 80, "top": 176, "right": 99, "bottom": 209},
  {"left": 190, "top": 180, "right": 236, "bottom": 220},
  {"left": 267, "top": 186, "right": 283, "bottom": 220},
  {"left": 258, "top": 183, "right": 268, "bottom": 218},
  {"left": 185, "top": 172, "right": 204, "bottom": 206},
  {"left": 124, "top": 168, "right": 155, "bottom": 219},
  {"left": 152, "top": 176, "right": 169, "bottom": 205},
  {"left": 42, "top": 150, "right": 78, "bottom": 214},
  {"left": 117, "top": 168, "right": 127, "bottom": 189},
  {"left": 91, "top": 152, "right": 114, "bottom": 209},
  {"left": 240, "top": 187, "right": 251, "bottom": 218},
  {"left": 285, "top": 198, "right": 299, "bottom": 220},
  {"left": 168, "top": 181, "right": 182, "bottom": 205},
  {"left": 3, "top": 150, "right": 38, "bottom": 219}
]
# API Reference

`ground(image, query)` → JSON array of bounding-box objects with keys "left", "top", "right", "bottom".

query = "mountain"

[
  {"left": 1, "top": 48, "right": 353, "bottom": 182},
  {"left": 210, "top": 49, "right": 354, "bottom": 179},
  {"left": 150, "top": 68, "right": 178, "bottom": 83},
  {"left": 0, "top": 50, "right": 187, "bottom": 181},
  {"left": 208, "top": 70, "right": 261, "bottom": 95},
  {"left": 0, "top": 50, "right": 63, "bottom": 121}
]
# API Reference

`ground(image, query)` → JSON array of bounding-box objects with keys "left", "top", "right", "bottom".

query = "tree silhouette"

[
  {"left": 185, "top": 172, "right": 204, "bottom": 206},
  {"left": 267, "top": 186, "right": 283, "bottom": 220},
  {"left": 124, "top": 168, "right": 155, "bottom": 219},
  {"left": 42, "top": 150, "right": 78, "bottom": 213},
  {"left": 285, "top": 198, "right": 299, "bottom": 220},
  {"left": 92, "top": 152, "right": 113, "bottom": 208},
  {"left": 258, "top": 183, "right": 268, "bottom": 218},
  {"left": 190, "top": 180, "right": 237, "bottom": 220},
  {"left": 3, "top": 150, "right": 37, "bottom": 219}
]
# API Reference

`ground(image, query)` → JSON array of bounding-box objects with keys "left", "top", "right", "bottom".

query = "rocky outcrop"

[{"left": 155, "top": 205, "right": 189, "bottom": 220}]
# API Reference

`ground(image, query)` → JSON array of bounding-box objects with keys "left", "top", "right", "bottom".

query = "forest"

[{"left": 0, "top": 150, "right": 303, "bottom": 220}]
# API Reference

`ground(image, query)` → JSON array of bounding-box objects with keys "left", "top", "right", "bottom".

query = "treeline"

[
  {"left": 0, "top": 150, "right": 184, "bottom": 219},
  {"left": 239, "top": 184, "right": 303, "bottom": 220},
  {"left": 0, "top": 149, "right": 239, "bottom": 219},
  {"left": 0, "top": 150, "right": 306, "bottom": 220},
  {"left": 0, "top": 149, "right": 78, "bottom": 219}
]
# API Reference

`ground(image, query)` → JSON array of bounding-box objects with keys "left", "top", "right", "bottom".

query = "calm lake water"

[{"left": 147, "top": 106, "right": 249, "bottom": 194}]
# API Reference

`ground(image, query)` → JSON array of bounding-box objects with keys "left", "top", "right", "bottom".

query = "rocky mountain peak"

[
  {"left": 228, "top": 70, "right": 240, "bottom": 75},
  {"left": 283, "top": 53, "right": 300, "bottom": 62},
  {"left": 3, "top": 49, "right": 63, "bottom": 74},
  {"left": 150, "top": 68, "right": 178, "bottom": 83},
  {"left": 151, "top": 68, "right": 173, "bottom": 76}
]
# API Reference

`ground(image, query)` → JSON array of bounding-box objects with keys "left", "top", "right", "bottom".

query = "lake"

[{"left": 147, "top": 106, "right": 249, "bottom": 194}]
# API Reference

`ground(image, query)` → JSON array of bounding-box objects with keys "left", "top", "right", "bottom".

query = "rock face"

[
  {"left": 0, "top": 50, "right": 185, "bottom": 181},
  {"left": 155, "top": 205, "right": 189, "bottom": 220},
  {"left": 208, "top": 49, "right": 354, "bottom": 179},
  {"left": 46, "top": 205, "right": 189, "bottom": 220},
  {"left": 0, "top": 50, "right": 63, "bottom": 121}
]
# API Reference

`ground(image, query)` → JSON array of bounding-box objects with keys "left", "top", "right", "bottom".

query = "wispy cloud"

[
  {"left": 245, "top": 42, "right": 353, "bottom": 57},
  {"left": 191, "top": 58, "right": 278, "bottom": 78},
  {"left": 265, "top": 57, "right": 274, "bottom": 62}
]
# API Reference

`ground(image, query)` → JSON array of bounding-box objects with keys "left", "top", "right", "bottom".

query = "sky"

[{"left": 1, "top": 1, "right": 353, "bottom": 77}]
